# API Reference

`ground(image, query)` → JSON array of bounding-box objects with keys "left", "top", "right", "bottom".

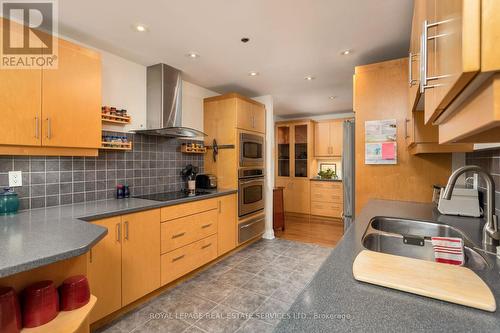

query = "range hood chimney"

[{"left": 134, "top": 63, "right": 206, "bottom": 138}]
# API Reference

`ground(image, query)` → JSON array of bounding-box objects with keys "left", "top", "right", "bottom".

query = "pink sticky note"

[{"left": 382, "top": 142, "right": 395, "bottom": 160}]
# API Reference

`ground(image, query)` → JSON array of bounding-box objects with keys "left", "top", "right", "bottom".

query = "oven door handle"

[
  {"left": 239, "top": 179, "right": 264, "bottom": 186},
  {"left": 240, "top": 217, "right": 265, "bottom": 229}
]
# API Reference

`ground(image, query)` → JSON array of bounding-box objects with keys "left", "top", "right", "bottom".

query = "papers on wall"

[{"left": 365, "top": 119, "right": 397, "bottom": 165}]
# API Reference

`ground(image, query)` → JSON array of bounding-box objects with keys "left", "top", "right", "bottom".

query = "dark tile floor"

[{"left": 96, "top": 238, "right": 332, "bottom": 333}]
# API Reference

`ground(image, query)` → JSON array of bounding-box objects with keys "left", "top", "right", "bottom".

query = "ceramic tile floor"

[{"left": 96, "top": 238, "right": 332, "bottom": 333}]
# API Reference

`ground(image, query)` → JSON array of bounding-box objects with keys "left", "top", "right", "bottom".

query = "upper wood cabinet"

[
  {"left": 236, "top": 96, "right": 266, "bottom": 133},
  {"left": 41, "top": 39, "right": 102, "bottom": 149},
  {"left": 408, "top": 0, "right": 427, "bottom": 113},
  {"left": 275, "top": 120, "right": 313, "bottom": 180},
  {"left": 0, "top": 18, "right": 101, "bottom": 156},
  {"left": 314, "top": 120, "right": 343, "bottom": 157}
]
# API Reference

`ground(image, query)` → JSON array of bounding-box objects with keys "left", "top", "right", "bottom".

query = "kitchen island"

[{"left": 274, "top": 199, "right": 500, "bottom": 332}]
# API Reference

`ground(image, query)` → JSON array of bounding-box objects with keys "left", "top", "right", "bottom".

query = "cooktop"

[{"left": 134, "top": 190, "right": 213, "bottom": 202}]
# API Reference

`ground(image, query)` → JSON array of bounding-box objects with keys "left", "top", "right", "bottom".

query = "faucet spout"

[{"left": 442, "top": 165, "right": 500, "bottom": 247}]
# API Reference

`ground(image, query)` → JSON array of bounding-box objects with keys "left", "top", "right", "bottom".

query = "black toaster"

[{"left": 195, "top": 174, "right": 217, "bottom": 189}]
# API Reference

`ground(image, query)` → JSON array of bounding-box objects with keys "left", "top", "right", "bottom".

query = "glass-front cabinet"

[{"left": 275, "top": 121, "right": 312, "bottom": 179}]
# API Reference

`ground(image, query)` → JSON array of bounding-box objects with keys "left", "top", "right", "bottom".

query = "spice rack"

[
  {"left": 100, "top": 141, "right": 133, "bottom": 151},
  {"left": 101, "top": 106, "right": 131, "bottom": 125},
  {"left": 181, "top": 143, "right": 207, "bottom": 154}
]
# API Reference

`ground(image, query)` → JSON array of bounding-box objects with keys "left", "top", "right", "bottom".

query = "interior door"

[
  {"left": 121, "top": 209, "right": 161, "bottom": 306},
  {"left": 88, "top": 217, "right": 122, "bottom": 323},
  {"left": 0, "top": 18, "right": 42, "bottom": 147},
  {"left": 314, "top": 122, "right": 331, "bottom": 156},
  {"left": 42, "top": 38, "right": 102, "bottom": 148}
]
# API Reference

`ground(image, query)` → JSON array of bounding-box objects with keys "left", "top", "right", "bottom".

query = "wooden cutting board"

[{"left": 352, "top": 250, "right": 496, "bottom": 312}]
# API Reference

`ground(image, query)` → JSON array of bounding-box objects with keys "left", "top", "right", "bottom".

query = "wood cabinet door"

[
  {"left": 121, "top": 209, "right": 161, "bottom": 306},
  {"left": 252, "top": 104, "right": 266, "bottom": 133},
  {"left": 408, "top": 0, "right": 426, "bottom": 113},
  {"left": 424, "top": 0, "right": 480, "bottom": 124},
  {"left": 217, "top": 194, "right": 237, "bottom": 256},
  {"left": 88, "top": 217, "right": 122, "bottom": 323},
  {"left": 314, "top": 122, "right": 331, "bottom": 156},
  {"left": 41, "top": 38, "right": 102, "bottom": 148},
  {"left": 0, "top": 18, "right": 42, "bottom": 147},
  {"left": 236, "top": 98, "right": 255, "bottom": 132},
  {"left": 287, "top": 179, "right": 310, "bottom": 214},
  {"left": 329, "top": 121, "right": 343, "bottom": 156}
]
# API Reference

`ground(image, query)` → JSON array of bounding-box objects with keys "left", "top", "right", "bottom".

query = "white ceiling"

[{"left": 57, "top": 0, "right": 413, "bottom": 117}]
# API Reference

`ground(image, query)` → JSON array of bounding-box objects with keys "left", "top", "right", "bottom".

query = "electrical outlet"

[{"left": 8, "top": 171, "right": 22, "bottom": 187}]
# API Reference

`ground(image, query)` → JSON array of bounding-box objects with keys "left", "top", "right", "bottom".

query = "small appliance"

[
  {"left": 239, "top": 132, "right": 264, "bottom": 167},
  {"left": 437, "top": 187, "right": 481, "bottom": 217},
  {"left": 195, "top": 174, "right": 217, "bottom": 189},
  {"left": 238, "top": 168, "right": 265, "bottom": 217}
]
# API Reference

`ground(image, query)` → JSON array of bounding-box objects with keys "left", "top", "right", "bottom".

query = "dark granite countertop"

[
  {"left": 310, "top": 178, "right": 343, "bottom": 182},
  {"left": 274, "top": 199, "right": 500, "bottom": 332},
  {"left": 0, "top": 189, "right": 236, "bottom": 278}
]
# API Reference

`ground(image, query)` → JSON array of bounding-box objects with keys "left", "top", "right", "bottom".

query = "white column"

[{"left": 253, "top": 95, "right": 275, "bottom": 240}]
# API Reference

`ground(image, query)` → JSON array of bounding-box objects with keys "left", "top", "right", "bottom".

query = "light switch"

[{"left": 8, "top": 171, "right": 22, "bottom": 187}]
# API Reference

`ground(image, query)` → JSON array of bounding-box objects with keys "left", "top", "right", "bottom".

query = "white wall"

[
  {"left": 253, "top": 95, "right": 275, "bottom": 240},
  {"left": 182, "top": 81, "right": 219, "bottom": 138}
]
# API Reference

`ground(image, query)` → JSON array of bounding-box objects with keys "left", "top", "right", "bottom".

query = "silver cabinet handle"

[
  {"left": 408, "top": 51, "right": 418, "bottom": 87},
  {"left": 89, "top": 249, "right": 93, "bottom": 263},
  {"left": 201, "top": 223, "right": 212, "bottom": 229},
  {"left": 218, "top": 200, "right": 221, "bottom": 213},
  {"left": 34, "top": 117, "right": 39, "bottom": 139},
  {"left": 172, "top": 232, "right": 185, "bottom": 239},
  {"left": 172, "top": 255, "right": 185, "bottom": 262},
  {"left": 116, "top": 223, "right": 121, "bottom": 242},
  {"left": 201, "top": 243, "right": 212, "bottom": 249},
  {"left": 124, "top": 221, "right": 129, "bottom": 240},
  {"left": 46, "top": 118, "right": 51, "bottom": 139},
  {"left": 404, "top": 118, "right": 410, "bottom": 139},
  {"left": 420, "top": 19, "right": 453, "bottom": 93}
]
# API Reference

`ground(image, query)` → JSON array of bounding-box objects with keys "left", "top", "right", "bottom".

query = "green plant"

[{"left": 318, "top": 168, "right": 337, "bottom": 179}]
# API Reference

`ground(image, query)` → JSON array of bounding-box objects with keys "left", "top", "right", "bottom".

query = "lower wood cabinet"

[
  {"left": 88, "top": 209, "right": 161, "bottom": 322},
  {"left": 161, "top": 235, "right": 218, "bottom": 285},
  {"left": 217, "top": 194, "right": 237, "bottom": 256},
  {"left": 121, "top": 209, "right": 161, "bottom": 306},
  {"left": 88, "top": 194, "right": 237, "bottom": 323},
  {"left": 310, "top": 181, "right": 343, "bottom": 218}
]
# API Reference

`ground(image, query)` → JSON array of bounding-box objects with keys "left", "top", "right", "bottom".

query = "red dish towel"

[{"left": 431, "top": 237, "right": 465, "bottom": 266}]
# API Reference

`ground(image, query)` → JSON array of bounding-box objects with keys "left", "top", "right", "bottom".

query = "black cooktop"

[{"left": 134, "top": 190, "right": 213, "bottom": 202}]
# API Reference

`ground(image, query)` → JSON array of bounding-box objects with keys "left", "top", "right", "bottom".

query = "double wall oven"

[{"left": 238, "top": 131, "right": 265, "bottom": 243}]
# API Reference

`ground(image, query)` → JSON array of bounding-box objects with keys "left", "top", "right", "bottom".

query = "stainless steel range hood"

[{"left": 134, "top": 63, "right": 206, "bottom": 138}]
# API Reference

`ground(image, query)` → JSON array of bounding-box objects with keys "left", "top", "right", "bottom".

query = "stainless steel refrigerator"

[{"left": 342, "top": 120, "right": 355, "bottom": 231}]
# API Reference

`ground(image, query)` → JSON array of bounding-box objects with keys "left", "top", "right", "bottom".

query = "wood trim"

[
  {"left": 203, "top": 93, "right": 265, "bottom": 107},
  {"left": 0, "top": 146, "right": 98, "bottom": 156},
  {"left": 408, "top": 143, "right": 473, "bottom": 155}
]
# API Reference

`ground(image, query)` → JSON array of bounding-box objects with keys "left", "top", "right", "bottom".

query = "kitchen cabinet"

[
  {"left": 88, "top": 209, "right": 160, "bottom": 322},
  {"left": 41, "top": 39, "right": 102, "bottom": 149},
  {"left": 310, "top": 181, "right": 343, "bottom": 218},
  {"left": 121, "top": 209, "right": 161, "bottom": 306},
  {"left": 275, "top": 120, "right": 314, "bottom": 215},
  {"left": 236, "top": 97, "right": 266, "bottom": 133},
  {"left": 0, "top": 18, "right": 101, "bottom": 156},
  {"left": 408, "top": 0, "right": 427, "bottom": 113},
  {"left": 314, "top": 120, "right": 343, "bottom": 157},
  {"left": 88, "top": 217, "right": 122, "bottom": 323},
  {"left": 217, "top": 194, "right": 237, "bottom": 256}
]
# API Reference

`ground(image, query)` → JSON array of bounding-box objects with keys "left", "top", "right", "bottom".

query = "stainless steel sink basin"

[{"left": 362, "top": 217, "right": 489, "bottom": 270}]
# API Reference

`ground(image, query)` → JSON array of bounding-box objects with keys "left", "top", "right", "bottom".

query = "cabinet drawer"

[
  {"left": 310, "top": 190, "right": 343, "bottom": 204},
  {"left": 161, "top": 198, "right": 218, "bottom": 222},
  {"left": 161, "top": 209, "right": 218, "bottom": 253},
  {"left": 161, "top": 235, "right": 218, "bottom": 285},
  {"left": 311, "top": 202, "right": 342, "bottom": 218},
  {"left": 310, "top": 181, "right": 343, "bottom": 191}
]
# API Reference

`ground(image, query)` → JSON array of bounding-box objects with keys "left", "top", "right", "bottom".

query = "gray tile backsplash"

[
  {"left": 0, "top": 132, "right": 204, "bottom": 211},
  {"left": 465, "top": 148, "right": 500, "bottom": 215}
]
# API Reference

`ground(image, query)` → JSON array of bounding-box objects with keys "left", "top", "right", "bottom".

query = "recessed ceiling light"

[
  {"left": 134, "top": 24, "right": 148, "bottom": 32},
  {"left": 329, "top": 96, "right": 337, "bottom": 100},
  {"left": 186, "top": 52, "right": 200, "bottom": 59},
  {"left": 248, "top": 71, "right": 259, "bottom": 76},
  {"left": 340, "top": 49, "right": 352, "bottom": 55},
  {"left": 304, "top": 76, "right": 315, "bottom": 81}
]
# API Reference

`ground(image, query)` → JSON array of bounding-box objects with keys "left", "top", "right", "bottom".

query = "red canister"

[
  {"left": 21, "top": 281, "right": 59, "bottom": 328},
  {"left": 59, "top": 275, "right": 90, "bottom": 311},
  {"left": 0, "top": 286, "right": 21, "bottom": 333}
]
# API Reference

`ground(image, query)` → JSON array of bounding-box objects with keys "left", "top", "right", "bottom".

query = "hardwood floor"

[{"left": 274, "top": 213, "right": 344, "bottom": 248}]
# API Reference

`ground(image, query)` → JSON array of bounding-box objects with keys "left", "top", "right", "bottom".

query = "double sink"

[{"left": 362, "top": 217, "right": 489, "bottom": 271}]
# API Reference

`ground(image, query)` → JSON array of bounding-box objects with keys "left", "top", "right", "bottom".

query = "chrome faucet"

[{"left": 442, "top": 165, "right": 500, "bottom": 247}]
